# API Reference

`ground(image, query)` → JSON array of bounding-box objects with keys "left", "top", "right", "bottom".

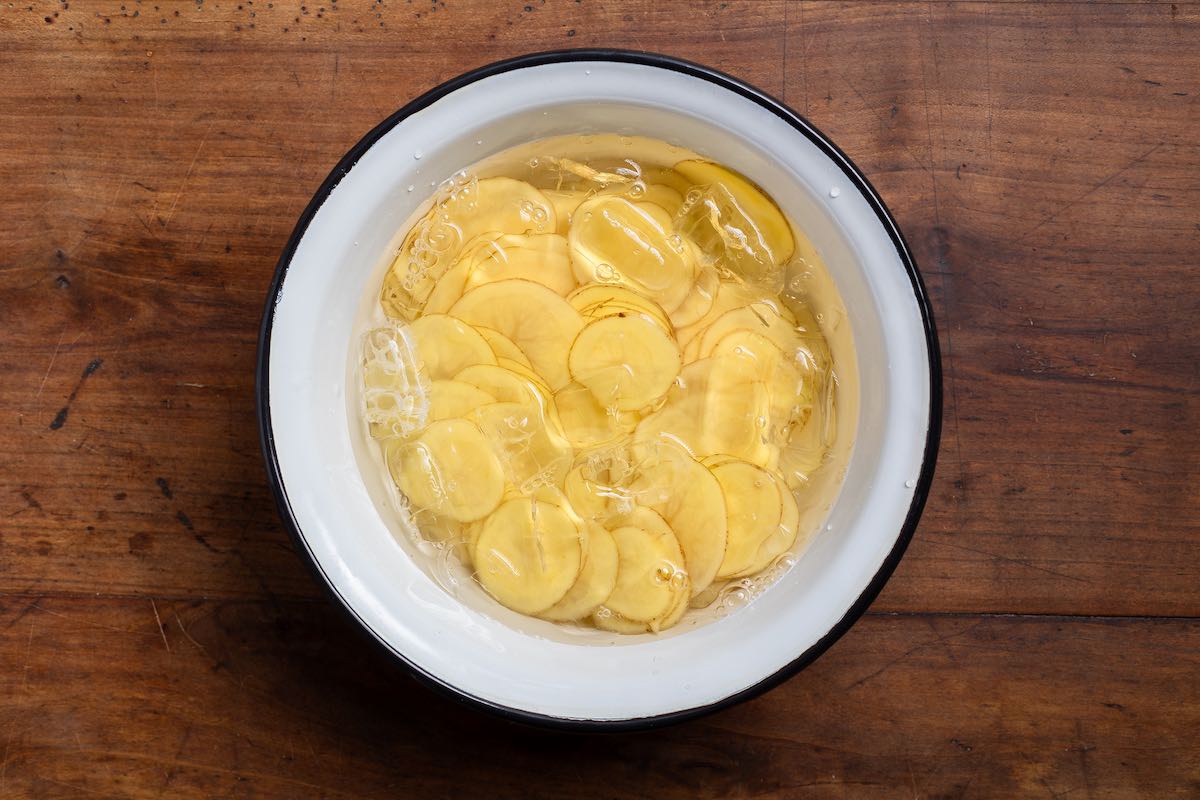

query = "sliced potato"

[
  {"left": 454, "top": 363, "right": 546, "bottom": 407},
  {"left": 731, "top": 477, "right": 800, "bottom": 579},
  {"left": 462, "top": 233, "right": 577, "bottom": 297},
  {"left": 568, "top": 196, "right": 697, "bottom": 312},
  {"left": 543, "top": 188, "right": 589, "bottom": 235},
  {"left": 674, "top": 159, "right": 795, "bottom": 268},
  {"left": 556, "top": 381, "right": 637, "bottom": 450},
  {"left": 474, "top": 498, "right": 583, "bottom": 615},
  {"left": 425, "top": 379, "right": 495, "bottom": 422},
  {"left": 710, "top": 460, "right": 784, "bottom": 579},
  {"left": 668, "top": 264, "right": 720, "bottom": 330},
  {"left": 388, "top": 419, "right": 505, "bottom": 523},
  {"left": 711, "top": 329, "right": 810, "bottom": 440},
  {"left": 563, "top": 463, "right": 614, "bottom": 522},
  {"left": 568, "top": 314, "right": 681, "bottom": 412},
  {"left": 469, "top": 401, "right": 573, "bottom": 490},
  {"left": 567, "top": 283, "right": 671, "bottom": 332},
  {"left": 592, "top": 607, "right": 650, "bottom": 634},
  {"left": 627, "top": 441, "right": 728, "bottom": 596},
  {"left": 449, "top": 279, "right": 583, "bottom": 390},
  {"left": 381, "top": 177, "right": 557, "bottom": 319},
  {"left": 695, "top": 301, "right": 803, "bottom": 363},
  {"left": 475, "top": 326, "right": 533, "bottom": 367},
  {"left": 674, "top": 279, "right": 762, "bottom": 348},
  {"left": 406, "top": 314, "right": 497, "bottom": 380},
  {"left": 540, "top": 523, "right": 619, "bottom": 621},
  {"left": 604, "top": 523, "right": 687, "bottom": 622},
  {"left": 631, "top": 183, "right": 684, "bottom": 217}
]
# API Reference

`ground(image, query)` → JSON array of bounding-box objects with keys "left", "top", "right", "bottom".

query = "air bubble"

[
  {"left": 413, "top": 150, "right": 423, "bottom": 160},
  {"left": 905, "top": 479, "right": 916, "bottom": 488},
  {"left": 829, "top": 186, "right": 841, "bottom": 198}
]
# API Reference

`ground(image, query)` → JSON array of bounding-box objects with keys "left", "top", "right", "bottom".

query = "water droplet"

[
  {"left": 829, "top": 186, "right": 841, "bottom": 198},
  {"left": 475, "top": 139, "right": 483, "bottom": 146},
  {"left": 413, "top": 150, "right": 423, "bottom": 160},
  {"left": 584, "top": 70, "right": 591, "bottom": 76},
  {"left": 825, "top": 523, "right": 833, "bottom": 531},
  {"left": 407, "top": 185, "right": 415, "bottom": 192},
  {"left": 905, "top": 479, "right": 916, "bottom": 488}
]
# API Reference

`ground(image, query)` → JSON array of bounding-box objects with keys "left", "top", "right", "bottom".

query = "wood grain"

[{"left": 1, "top": 0, "right": 1198, "bottom": 796}]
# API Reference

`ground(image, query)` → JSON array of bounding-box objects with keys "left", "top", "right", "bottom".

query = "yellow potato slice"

[
  {"left": 674, "top": 279, "right": 763, "bottom": 349},
  {"left": 695, "top": 301, "right": 803, "bottom": 363},
  {"left": 469, "top": 401, "right": 573, "bottom": 491},
  {"left": 674, "top": 159, "right": 795, "bottom": 267},
  {"left": 631, "top": 183, "right": 684, "bottom": 217},
  {"left": 563, "top": 463, "right": 614, "bottom": 522},
  {"left": 710, "top": 460, "right": 785, "bottom": 579},
  {"left": 568, "top": 314, "right": 682, "bottom": 412},
  {"left": 495, "top": 357, "right": 553, "bottom": 395},
  {"left": 388, "top": 419, "right": 505, "bottom": 523},
  {"left": 421, "top": 254, "right": 473, "bottom": 315},
  {"left": 604, "top": 523, "right": 687, "bottom": 622},
  {"left": 567, "top": 283, "right": 671, "bottom": 332},
  {"left": 453, "top": 363, "right": 546, "bottom": 406},
  {"left": 406, "top": 314, "right": 497, "bottom": 380},
  {"left": 540, "top": 523, "right": 619, "bottom": 621},
  {"left": 474, "top": 326, "right": 533, "bottom": 367},
  {"left": 730, "top": 477, "right": 801, "bottom": 579},
  {"left": 591, "top": 607, "right": 650, "bottom": 634},
  {"left": 627, "top": 441, "right": 728, "bottom": 596},
  {"left": 462, "top": 233, "right": 577, "bottom": 297},
  {"left": 425, "top": 379, "right": 495, "bottom": 422},
  {"left": 381, "top": 177, "right": 557, "bottom": 319},
  {"left": 568, "top": 196, "right": 697, "bottom": 312},
  {"left": 711, "top": 329, "right": 810, "bottom": 441},
  {"left": 473, "top": 498, "right": 583, "bottom": 615},
  {"left": 449, "top": 279, "right": 583, "bottom": 390},
  {"left": 555, "top": 381, "right": 637, "bottom": 450}
]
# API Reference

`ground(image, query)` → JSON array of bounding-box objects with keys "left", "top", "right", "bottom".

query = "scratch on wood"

[
  {"left": 163, "top": 121, "right": 215, "bottom": 230},
  {"left": 151, "top": 599, "right": 171, "bottom": 653},
  {"left": 21, "top": 619, "right": 35, "bottom": 692}
]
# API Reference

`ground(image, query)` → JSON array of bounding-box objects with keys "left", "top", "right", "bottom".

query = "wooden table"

[{"left": 3, "top": 1, "right": 1198, "bottom": 796}]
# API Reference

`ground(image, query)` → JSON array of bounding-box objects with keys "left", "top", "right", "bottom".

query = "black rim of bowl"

[{"left": 256, "top": 48, "right": 943, "bottom": 732}]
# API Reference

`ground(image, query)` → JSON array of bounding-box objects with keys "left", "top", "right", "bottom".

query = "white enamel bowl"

[{"left": 257, "top": 50, "right": 941, "bottom": 729}]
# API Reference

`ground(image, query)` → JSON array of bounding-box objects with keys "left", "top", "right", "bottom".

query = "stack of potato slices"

[{"left": 364, "top": 156, "right": 834, "bottom": 633}]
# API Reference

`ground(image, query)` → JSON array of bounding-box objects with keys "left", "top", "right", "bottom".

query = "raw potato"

[
  {"left": 469, "top": 401, "right": 573, "bottom": 490},
  {"left": 567, "top": 283, "right": 671, "bottom": 332},
  {"left": 556, "top": 382, "right": 636, "bottom": 450},
  {"left": 568, "top": 314, "right": 682, "bottom": 412},
  {"left": 564, "top": 464, "right": 613, "bottom": 522},
  {"left": 543, "top": 189, "right": 588, "bottom": 235},
  {"left": 540, "top": 523, "right": 619, "bottom": 621},
  {"left": 461, "top": 233, "right": 577, "bottom": 297},
  {"left": 731, "top": 478, "right": 800, "bottom": 579},
  {"left": 381, "top": 177, "right": 558, "bottom": 319},
  {"left": 474, "top": 326, "right": 533, "bottom": 367},
  {"left": 406, "top": 314, "right": 497, "bottom": 379},
  {"left": 474, "top": 498, "right": 583, "bottom": 615},
  {"left": 710, "top": 460, "right": 785, "bottom": 579},
  {"left": 450, "top": 279, "right": 583, "bottom": 390},
  {"left": 695, "top": 301, "right": 802, "bottom": 363},
  {"left": 568, "top": 196, "right": 697, "bottom": 312},
  {"left": 711, "top": 329, "right": 810, "bottom": 437},
  {"left": 388, "top": 419, "right": 505, "bottom": 523},
  {"left": 668, "top": 264, "right": 720, "bottom": 329},
  {"left": 605, "top": 522, "right": 687, "bottom": 622},
  {"left": 675, "top": 160, "right": 795, "bottom": 266},
  {"left": 453, "top": 363, "right": 547, "bottom": 406},
  {"left": 675, "top": 279, "right": 762, "bottom": 349}
]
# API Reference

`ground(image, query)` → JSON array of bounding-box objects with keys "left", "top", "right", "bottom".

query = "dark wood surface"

[{"left": 2, "top": 1, "right": 1197, "bottom": 796}]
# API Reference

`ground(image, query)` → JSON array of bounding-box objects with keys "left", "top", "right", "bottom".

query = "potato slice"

[
  {"left": 474, "top": 498, "right": 583, "bottom": 615},
  {"left": 556, "top": 381, "right": 637, "bottom": 450},
  {"left": 425, "top": 379, "right": 495, "bottom": 422},
  {"left": 449, "top": 279, "right": 583, "bottom": 390},
  {"left": 469, "top": 401, "right": 573, "bottom": 491},
  {"left": 453, "top": 363, "right": 546, "bottom": 406},
  {"left": 567, "top": 283, "right": 671, "bottom": 332},
  {"left": 540, "top": 523, "right": 619, "bottom": 621},
  {"left": 674, "top": 279, "right": 763, "bottom": 349},
  {"left": 695, "top": 301, "right": 803, "bottom": 363},
  {"left": 474, "top": 326, "right": 533, "bottom": 367},
  {"left": 711, "top": 329, "right": 810, "bottom": 441},
  {"left": 381, "top": 177, "right": 557, "bottom": 319},
  {"left": 730, "top": 478, "right": 801, "bottom": 579},
  {"left": 627, "top": 441, "right": 728, "bottom": 596},
  {"left": 462, "top": 233, "right": 577, "bottom": 297},
  {"left": 710, "top": 460, "right": 785, "bottom": 579},
  {"left": 674, "top": 159, "right": 795, "bottom": 267},
  {"left": 406, "top": 314, "right": 497, "bottom": 380},
  {"left": 668, "top": 264, "right": 720, "bottom": 329},
  {"left": 568, "top": 314, "right": 682, "bottom": 412},
  {"left": 388, "top": 419, "right": 505, "bottom": 523},
  {"left": 592, "top": 607, "right": 650, "bottom": 634},
  {"left": 543, "top": 189, "right": 588, "bottom": 235},
  {"left": 564, "top": 463, "right": 613, "bottom": 522},
  {"left": 604, "top": 522, "right": 687, "bottom": 622},
  {"left": 568, "top": 196, "right": 697, "bottom": 312},
  {"left": 632, "top": 183, "right": 684, "bottom": 217}
]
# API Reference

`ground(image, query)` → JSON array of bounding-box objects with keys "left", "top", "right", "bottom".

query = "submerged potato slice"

[
  {"left": 469, "top": 400, "right": 573, "bottom": 491},
  {"left": 568, "top": 314, "right": 681, "bottom": 412},
  {"left": 474, "top": 326, "right": 533, "bottom": 367},
  {"left": 567, "top": 283, "right": 671, "bottom": 332},
  {"left": 555, "top": 381, "right": 637, "bottom": 450},
  {"left": 710, "top": 460, "right": 785, "bottom": 579},
  {"left": 668, "top": 264, "right": 720, "bottom": 330},
  {"left": 407, "top": 314, "right": 497, "bottom": 380},
  {"left": 563, "top": 463, "right": 614, "bottom": 522},
  {"left": 453, "top": 363, "right": 546, "bottom": 406},
  {"left": 462, "top": 233, "right": 577, "bottom": 297},
  {"left": 381, "top": 178, "right": 557, "bottom": 319},
  {"left": 543, "top": 189, "right": 589, "bottom": 235},
  {"left": 628, "top": 441, "right": 728, "bottom": 596},
  {"left": 425, "top": 379, "right": 495, "bottom": 423},
  {"left": 540, "top": 523, "right": 619, "bottom": 621},
  {"left": 604, "top": 522, "right": 687, "bottom": 622},
  {"left": 389, "top": 419, "right": 505, "bottom": 523},
  {"left": 674, "top": 279, "right": 762, "bottom": 349},
  {"left": 712, "top": 329, "right": 810, "bottom": 439},
  {"left": 695, "top": 301, "right": 803, "bottom": 363},
  {"left": 674, "top": 160, "right": 795, "bottom": 266},
  {"left": 568, "top": 196, "right": 697, "bottom": 312},
  {"left": 449, "top": 279, "right": 583, "bottom": 390},
  {"left": 730, "top": 477, "right": 800, "bottom": 579},
  {"left": 474, "top": 498, "right": 583, "bottom": 615}
]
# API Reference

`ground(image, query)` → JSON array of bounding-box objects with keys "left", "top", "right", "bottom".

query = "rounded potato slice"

[
  {"left": 540, "top": 523, "right": 619, "bottom": 621},
  {"left": 592, "top": 607, "right": 650, "bottom": 634},
  {"left": 469, "top": 400, "right": 573, "bottom": 491},
  {"left": 542, "top": 188, "right": 588, "bottom": 235},
  {"left": 710, "top": 460, "right": 785, "bottom": 579},
  {"left": 605, "top": 523, "right": 687, "bottom": 622},
  {"left": 567, "top": 283, "right": 671, "bottom": 332},
  {"left": 568, "top": 314, "right": 681, "bottom": 412},
  {"left": 674, "top": 279, "right": 763, "bottom": 348},
  {"left": 674, "top": 159, "right": 795, "bottom": 266},
  {"left": 388, "top": 419, "right": 505, "bottom": 523},
  {"left": 406, "top": 314, "right": 497, "bottom": 380},
  {"left": 668, "top": 264, "right": 720, "bottom": 330},
  {"left": 564, "top": 463, "right": 613, "bottom": 522},
  {"left": 474, "top": 498, "right": 583, "bottom": 615},
  {"left": 730, "top": 477, "right": 801, "bottom": 579},
  {"left": 462, "top": 233, "right": 577, "bottom": 297},
  {"left": 555, "top": 381, "right": 637, "bottom": 450},
  {"left": 449, "top": 279, "right": 583, "bottom": 390},
  {"left": 568, "top": 196, "right": 697, "bottom": 312},
  {"left": 381, "top": 177, "right": 557, "bottom": 319},
  {"left": 627, "top": 441, "right": 728, "bottom": 596},
  {"left": 712, "top": 329, "right": 810, "bottom": 439},
  {"left": 695, "top": 302, "right": 803, "bottom": 363},
  {"left": 425, "top": 379, "right": 495, "bottom": 423},
  {"left": 474, "top": 326, "right": 533, "bottom": 367}
]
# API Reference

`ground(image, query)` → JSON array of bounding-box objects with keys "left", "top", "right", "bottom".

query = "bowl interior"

[{"left": 265, "top": 56, "right": 933, "bottom": 723}]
